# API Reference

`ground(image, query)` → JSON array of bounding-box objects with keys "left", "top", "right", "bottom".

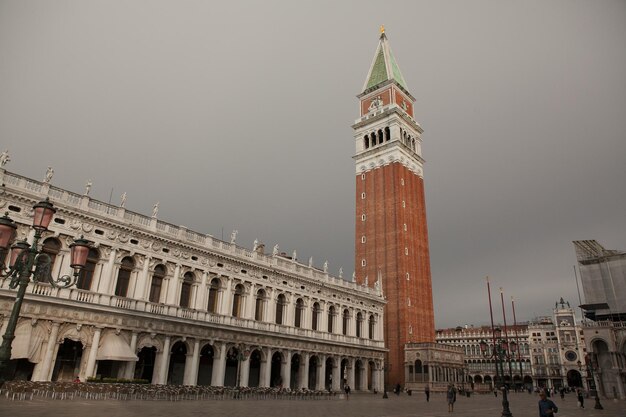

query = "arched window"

[
  {"left": 368, "top": 314, "right": 375, "bottom": 339},
  {"left": 115, "top": 257, "right": 134, "bottom": 297},
  {"left": 364, "top": 135, "right": 370, "bottom": 149},
  {"left": 39, "top": 237, "right": 61, "bottom": 275},
  {"left": 377, "top": 129, "right": 383, "bottom": 145},
  {"left": 312, "top": 302, "right": 321, "bottom": 331},
  {"left": 207, "top": 278, "right": 220, "bottom": 313},
  {"left": 179, "top": 272, "right": 195, "bottom": 308},
  {"left": 255, "top": 289, "right": 266, "bottom": 321},
  {"left": 232, "top": 284, "right": 244, "bottom": 317},
  {"left": 275, "top": 294, "right": 286, "bottom": 325},
  {"left": 356, "top": 312, "right": 363, "bottom": 338},
  {"left": 385, "top": 126, "right": 391, "bottom": 141},
  {"left": 328, "top": 306, "right": 336, "bottom": 333},
  {"left": 342, "top": 309, "right": 350, "bottom": 335},
  {"left": 77, "top": 248, "right": 99, "bottom": 290},
  {"left": 294, "top": 298, "right": 304, "bottom": 328},
  {"left": 149, "top": 264, "right": 166, "bottom": 303}
]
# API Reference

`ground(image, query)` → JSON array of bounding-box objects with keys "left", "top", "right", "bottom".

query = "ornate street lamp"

[
  {"left": 0, "top": 200, "right": 92, "bottom": 383},
  {"left": 382, "top": 363, "right": 390, "bottom": 398},
  {"left": 585, "top": 354, "right": 603, "bottom": 410},
  {"left": 577, "top": 360, "right": 587, "bottom": 391},
  {"left": 480, "top": 328, "right": 513, "bottom": 417}
]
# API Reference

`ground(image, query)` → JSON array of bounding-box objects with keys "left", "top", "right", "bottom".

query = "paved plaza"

[{"left": 1, "top": 391, "right": 625, "bottom": 417}]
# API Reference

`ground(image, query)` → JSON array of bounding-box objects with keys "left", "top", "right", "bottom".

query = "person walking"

[
  {"left": 576, "top": 388, "right": 585, "bottom": 408},
  {"left": 538, "top": 390, "right": 558, "bottom": 417},
  {"left": 425, "top": 385, "right": 430, "bottom": 402},
  {"left": 395, "top": 383, "right": 401, "bottom": 396},
  {"left": 344, "top": 382, "right": 351, "bottom": 400},
  {"left": 447, "top": 384, "right": 457, "bottom": 412}
]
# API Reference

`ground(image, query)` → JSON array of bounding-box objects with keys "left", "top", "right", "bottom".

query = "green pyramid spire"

[{"left": 362, "top": 31, "right": 409, "bottom": 93}]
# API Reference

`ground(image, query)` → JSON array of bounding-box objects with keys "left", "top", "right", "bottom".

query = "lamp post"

[
  {"left": 577, "top": 360, "right": 587, "bottom": 391},
  {"left": 481, "top": 328, "right": 513, "bottom": 417},
  {"left": 508, "top": 340, "right": 518, "bottom": 390},
  {"left": 382, "top": 363, "right": 390, "bottom": 398},
  {"left": 511, "top": 297, "right": 524, "bottom": 390},
  {"left": 585, "top": 353, "right": 603, "bottom": 410},
  {"left": 0, "top": 200, "right": 92, "bottom": 384}
]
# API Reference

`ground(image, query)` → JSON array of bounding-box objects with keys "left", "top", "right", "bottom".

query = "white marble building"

[{"left": 0, "top": 167, "right": 386, "bottom": 390}]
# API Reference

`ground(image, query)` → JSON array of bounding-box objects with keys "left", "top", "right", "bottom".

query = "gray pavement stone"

[{"left": 1, "top": 391, "right": 624, "bottom": 417}]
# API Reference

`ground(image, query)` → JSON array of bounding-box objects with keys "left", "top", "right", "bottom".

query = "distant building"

[
  {"left": 403, "top": 342, "right": 464, "bottom": 392},
  {"left": 528, "top": 299, "right": 587, "bottom": 390},
  {"left": 435, "top": 298, "right": 587, "bottom": 391},
  {"left": 574, "top": 240, "right": 626, "bottom": 399},
  {"left": 436, "top": 324, "right": 532, "bottom": 391}
]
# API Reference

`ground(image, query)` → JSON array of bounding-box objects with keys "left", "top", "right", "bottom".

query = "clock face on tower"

[{"left": 565, "top": 350, "right": 578, "bottom": 362}]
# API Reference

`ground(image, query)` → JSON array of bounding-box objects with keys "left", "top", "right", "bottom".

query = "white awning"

[
  {"left": 97, "top": 332, "right": 138, "bottom": 361},
  {"left": 10, "top": 324, "right": 44, "bottom": 363}
]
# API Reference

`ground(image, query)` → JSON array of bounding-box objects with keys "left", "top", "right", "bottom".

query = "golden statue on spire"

[{"left": 380, "top": 25, "right": 385, "bottom": 35}]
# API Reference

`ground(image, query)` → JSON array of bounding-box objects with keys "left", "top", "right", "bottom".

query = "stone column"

[
  {"left": 239, "top": 354, "right": 250, "bottom": 387},
  {"left": 281, "top": 350, "right": 292, "bottom": 389},
  {"left": 196, "top": 272, "right": 208, "bottom": 311},
  {"left": 246, "top": 284, "right": 256, "bottom": 320},
  {"left": 221, "top": 278, "right": 233, "bottom": 316},
  {"left": 319, "top": 301, "right": 327, "bottom": 332},
  {"left": 165, "top": 264, "right": 181, "bottom": 305},
  {"left": 316, "top": 356, "right": 325, "bottom": 391},
  {"left": 182, "top": 346, "right": 195, "bottom": 385},
  {"left": 56, "top": 248, "right": 71, "bottom": 279},
  {"left": 186, "top": 339, "right": 200, "bottom": 386},
  {"left": 349, "top": 308, "right": 356, "bottom": 337},
  {"left": 285, "top": 295, "right": 294, "bottom": 327},
  {"left": 34, "top": 322, "right": 61, "bottom": 381},
  {"left": 332, "top": 359, "right": 341, "bottom": 391},
  {"left": 85, "top": 327, "right": 103, "bottom": 379},
  {"left": 211, "top": 343, "right": 226, "bottom": 386},
  {"left": 300, "top": 353, "right": 309, "bottom": 389},
  {"left": 135, "top": 256, "right": 151, "bottom": 301},
  {"left": 261, "top": 347, "right": 272, "bottom": 387},
  {"left": 266, "top": 288, "right": 276, "bottom": 324},
  {"left": 301, "top": 298, "right": 309, "bottom": 329},
  {"left": 156, "top": 336, "right": 171, "bottom": 384},
  {"left": 348, "top": 358, "right": 355, "bottom": 389},
  {"left": 122, "top": 332, "right": 139, "bottom": 379},
  {"left": 99, "top": 248, "right": 117, "bottom": 294}
]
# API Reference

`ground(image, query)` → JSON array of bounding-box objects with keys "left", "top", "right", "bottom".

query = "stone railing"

[
  {"left": 0, "top": 169, "right": 383, "bottom": 301},
  {"left": 582, "top": 320, "right": 626, "bottom": 328},
  {"left": 406, "top": 342, "right": 464, "bottom": 353}
]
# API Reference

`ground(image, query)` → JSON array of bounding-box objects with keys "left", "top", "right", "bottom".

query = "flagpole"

[{"left": 511, "top": 296, "right": 523, "bottom": 390}]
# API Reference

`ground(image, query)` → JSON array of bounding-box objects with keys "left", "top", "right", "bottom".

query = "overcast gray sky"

[{"left": 1, "top": 1, "right": 625, "bottom": 328}]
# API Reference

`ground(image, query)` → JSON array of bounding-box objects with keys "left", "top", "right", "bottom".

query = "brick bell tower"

[{"left": 353, "top": 27, "right": 435, "bottom": 387}]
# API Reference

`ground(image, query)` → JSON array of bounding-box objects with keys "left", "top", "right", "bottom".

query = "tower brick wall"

[{"left": 355, "top": 163, "right": 434, "bottom": 385}]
